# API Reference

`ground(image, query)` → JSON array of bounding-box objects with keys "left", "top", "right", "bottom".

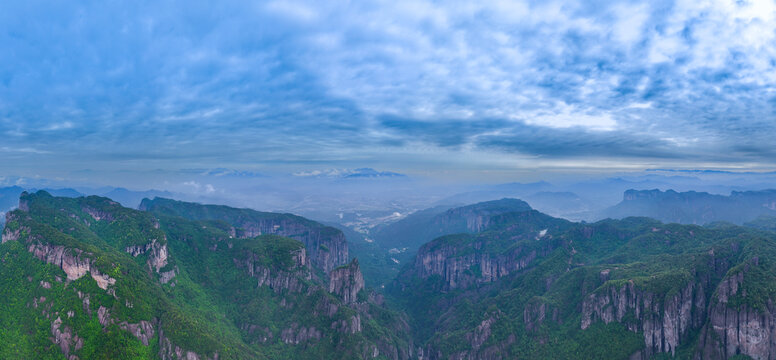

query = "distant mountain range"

[
  {"left": 354, "top": 199, "right": 534, "bottom": 286},
  {"left": 5, "top": 188, "right": 776, "bottom": 358},
  {"left": 0, "top": 186, "right": 178, "bottom": 221},
  {"left": 102, "top": 188, "right": 176, "bottom": 209},
  {"left": 602, "top": 189, "right": 776, "bottom": 224},
  {"left": 293, "top": 168, "right": 407, "bottom": 179},
  {"left": 389, "top": 204, "right": 776, "bottom": 359}
]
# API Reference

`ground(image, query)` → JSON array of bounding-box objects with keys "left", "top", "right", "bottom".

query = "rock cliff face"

[
  {"left": 125, "top": 238, "right": 175, "bottom": 283},
  {"left": 697, "top": 270, "right": 776, "bottom": 360},
  {"left": 234, "top": 247, "right": 310, "bottom": 293},
  {"left": 523, "top": 300, "right": 559, "bottom": 332},
  {"left": 119, "top": 320, "right": 155, "bottom": 346},
  {"left": 82, "top": 206, "right": 115, "bottom": 222},
  {"left": 26, "top": 242, "right": 117, "bottom": 290},
  {"left": 328, "top": 258, "right": 365, "bottom": 304},
  {"left": 280, "top": 324, "right": 323, "bottom": 344},
  {"left": 581, "top": 280, "right": 707, "bottom": 358},
  {"left": 1, "top": 224, "right": 21, "bottom": 243},
  {"left": 413, "top": 240, "right": 553, "bottom": 290},
  {"left": 435, "top": 199, "right": 529, "bottom": 233},
  {"left": 579, "top": 258, "right": 776, "bottom": 360},
  {"left": 139, "top": 198, "right": 349, "bottom": 272},
  {"left": 2, "top": 192, "right": 416, "bottom": 359},
  {"left": 229, "top": 217, "right": 348, "bottom": 273},
  {"left": 604, "top": 189, "right": 776, "bottom": 225},
  {"left": 51, "top": 316, "right": 83, "bottom": 360}
]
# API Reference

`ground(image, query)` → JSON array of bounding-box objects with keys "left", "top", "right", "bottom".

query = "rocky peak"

[
  {"left": 697, "top": 269, "right": 776, "bottom": 360},
  {"left": 139, "top": 197, "right": 349, "bottom": 272},
  {"left": 124, "top": 238, "right": 174, "bottom": 283},
  {"left": 328, "top": 258, "right": 365, "bottom": 304},
  {"left": 437, "top": 198, "right": 533, "bottom": 233},
  {"left": 18, "top": 192, "right": 30, "bottom": 212}
]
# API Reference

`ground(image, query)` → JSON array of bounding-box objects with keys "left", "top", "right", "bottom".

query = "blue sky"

[{"left": 2, "top": 0, "right": 776, "bottom": 183}]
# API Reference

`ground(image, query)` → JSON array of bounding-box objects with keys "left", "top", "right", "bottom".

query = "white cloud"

[
  {"left": 519, "top": 103, "right": 618, "bottom": 131},
  {"left": 182, "top": 181, "right": 216, "bottom": 194},
  {"left": 611, "top": 2, "right": 650, "bottom": 45},
  {"left": 42, "top": 121, "right": 74, "bottom": 131},
  {"left": 3, "top": 0, "right": 776, "bottom": 173},
  {"left": 264, "top": 1, "right": 318, "bottom": 22},
  {"left": 0, "top": 146, "right": 51, "bottom": 154}
]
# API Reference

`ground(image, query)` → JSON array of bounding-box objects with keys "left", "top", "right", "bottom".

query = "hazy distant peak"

[
  {"left": 607, "top": 188, "right": 776, "bottom": 225},
  {"left": 292, "top": 168, "right": 406, "bottom": 179},
  {"left": 622, "top": 188, "right": 714, "bottom": 201},
  {"left": 451, "top": 198, "right": 533, "bottom": 213},
  {"left": 185, "top": 168, "right": 267, "bottom": 178}
]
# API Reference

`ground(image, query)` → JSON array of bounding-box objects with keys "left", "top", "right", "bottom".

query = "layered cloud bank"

[{"left": 1, "top": 0, "right": 775, "bottom": 179}]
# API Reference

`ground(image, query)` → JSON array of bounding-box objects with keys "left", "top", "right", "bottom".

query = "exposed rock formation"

[
  {"left": 158, "top": 326, "right": 219, "bottom": 360},
  {"left": 119, "top": 320, "right": 155, "bottom": 346},
  {"left": 82, "top": 206, "right": 115, "bottom": 222},
  {"left": 159, "top": 269, "right": 177, "bottom": 284},
  {"left": 1, "top": 217, "right": 21, "bottom": 243},
  {"left": 138, "top": 198, "right": 349, "bottom": 272},
  {"left": 524, "top": 300, "right": 559, "bottom": 332},
  {"left": 328, "top": 258, "right": 365, "bottom": 304},
  {"left": 232, "top": 218, "right": 347, "bottom": 273},
  {"left": 125, "top": 238, "right": 175, "bottom": 282},
  {"left": 581, "top": 280, "right": 707, "bottom": 358},
  {"left": 331, "top": 315, "right": 362, "bottom": 334},
  {"left": 281, "top": 324, "right": 322, "bottom": 344},
  {"left": 234, "top": 247, "right": 310, "bottom": 293},
  {"left": 697, "top": 271, "right": 776, "bottom": 360},
  {"left": 27, "top": 242, "right": 117, "bottom": 290},
  {"left": 50, "top": 316, "right": 83, "bottom": 360},
  {"left": 413, "top": 240, "right": 554, "bottom": 290}
]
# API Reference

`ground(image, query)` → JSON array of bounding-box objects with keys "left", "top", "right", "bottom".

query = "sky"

[{"left": 2, "top": 0, "right": 776, "bottom": 185}]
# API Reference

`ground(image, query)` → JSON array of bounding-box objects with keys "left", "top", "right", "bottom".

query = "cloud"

[
  {"left": 182, "top": 181, "right": 216, "bottom": 194},
  {"left": 0, "top": 0, "right": 775, "bottom": 178}
]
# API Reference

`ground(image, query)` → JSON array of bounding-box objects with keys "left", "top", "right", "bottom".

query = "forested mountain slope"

[
  {"left": 392, "top": 209, "right": 776, "bottom": 359},
  {"left": 0, "top": 191, "right": 411, "bottom": 360}
]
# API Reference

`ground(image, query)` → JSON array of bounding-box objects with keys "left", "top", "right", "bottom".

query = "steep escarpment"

[
  {"left": 603, "top": 189, "right": 776, "bottom": 225},
  {"left": 581, "top": 280, "right": 707, "bottom": 358},
  {"left": 412, "top": 234, "right": 548, "bottom": 290},
  {"left": 371, "top": 198, "right": 534, "bottom": 255},
  {"left": 1, "top": 191, "right": 236, "bottom": 360},
  {"left": 12, "top": 190, "right": 776, "bottom": 359},
  {"left": 329, "top": 259, "right": 365, "bottom": 304},
  {"left": 139, "top": 197, "right": 348, "bottom": 272},
  {"left": 354, "top": 199, "right": 544, "bottom": 290},
  {"left": 697, "top": 259, "right": 776, "bottom": 360},
  {"left": 394, "top": 212, "right": 776, "bottom": 359},
  {"left": 154, "top": 211, "right": 414, "bottom": 359},
  {"left": 232, "top": 235, "right": 311, "bottom": 293},
  {"left": 1, "top": 191, "right": 413, "bottom": 359},
  {"left": 408, "top": 210, "right": 571, "bottom": 290},
  {"left": 438, "top": 198, "right": 533, "bottom": 232}
]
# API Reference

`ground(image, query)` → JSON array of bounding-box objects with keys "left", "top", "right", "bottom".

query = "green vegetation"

[
  {"left": 5, "top": 191, "right": 776, "bottom": 359},
  {"left": 0, "top": 191, "right": 410, "bottom": 359},
  {"left": 391, "top": 211, "right": 776, "bottom": 359}
]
